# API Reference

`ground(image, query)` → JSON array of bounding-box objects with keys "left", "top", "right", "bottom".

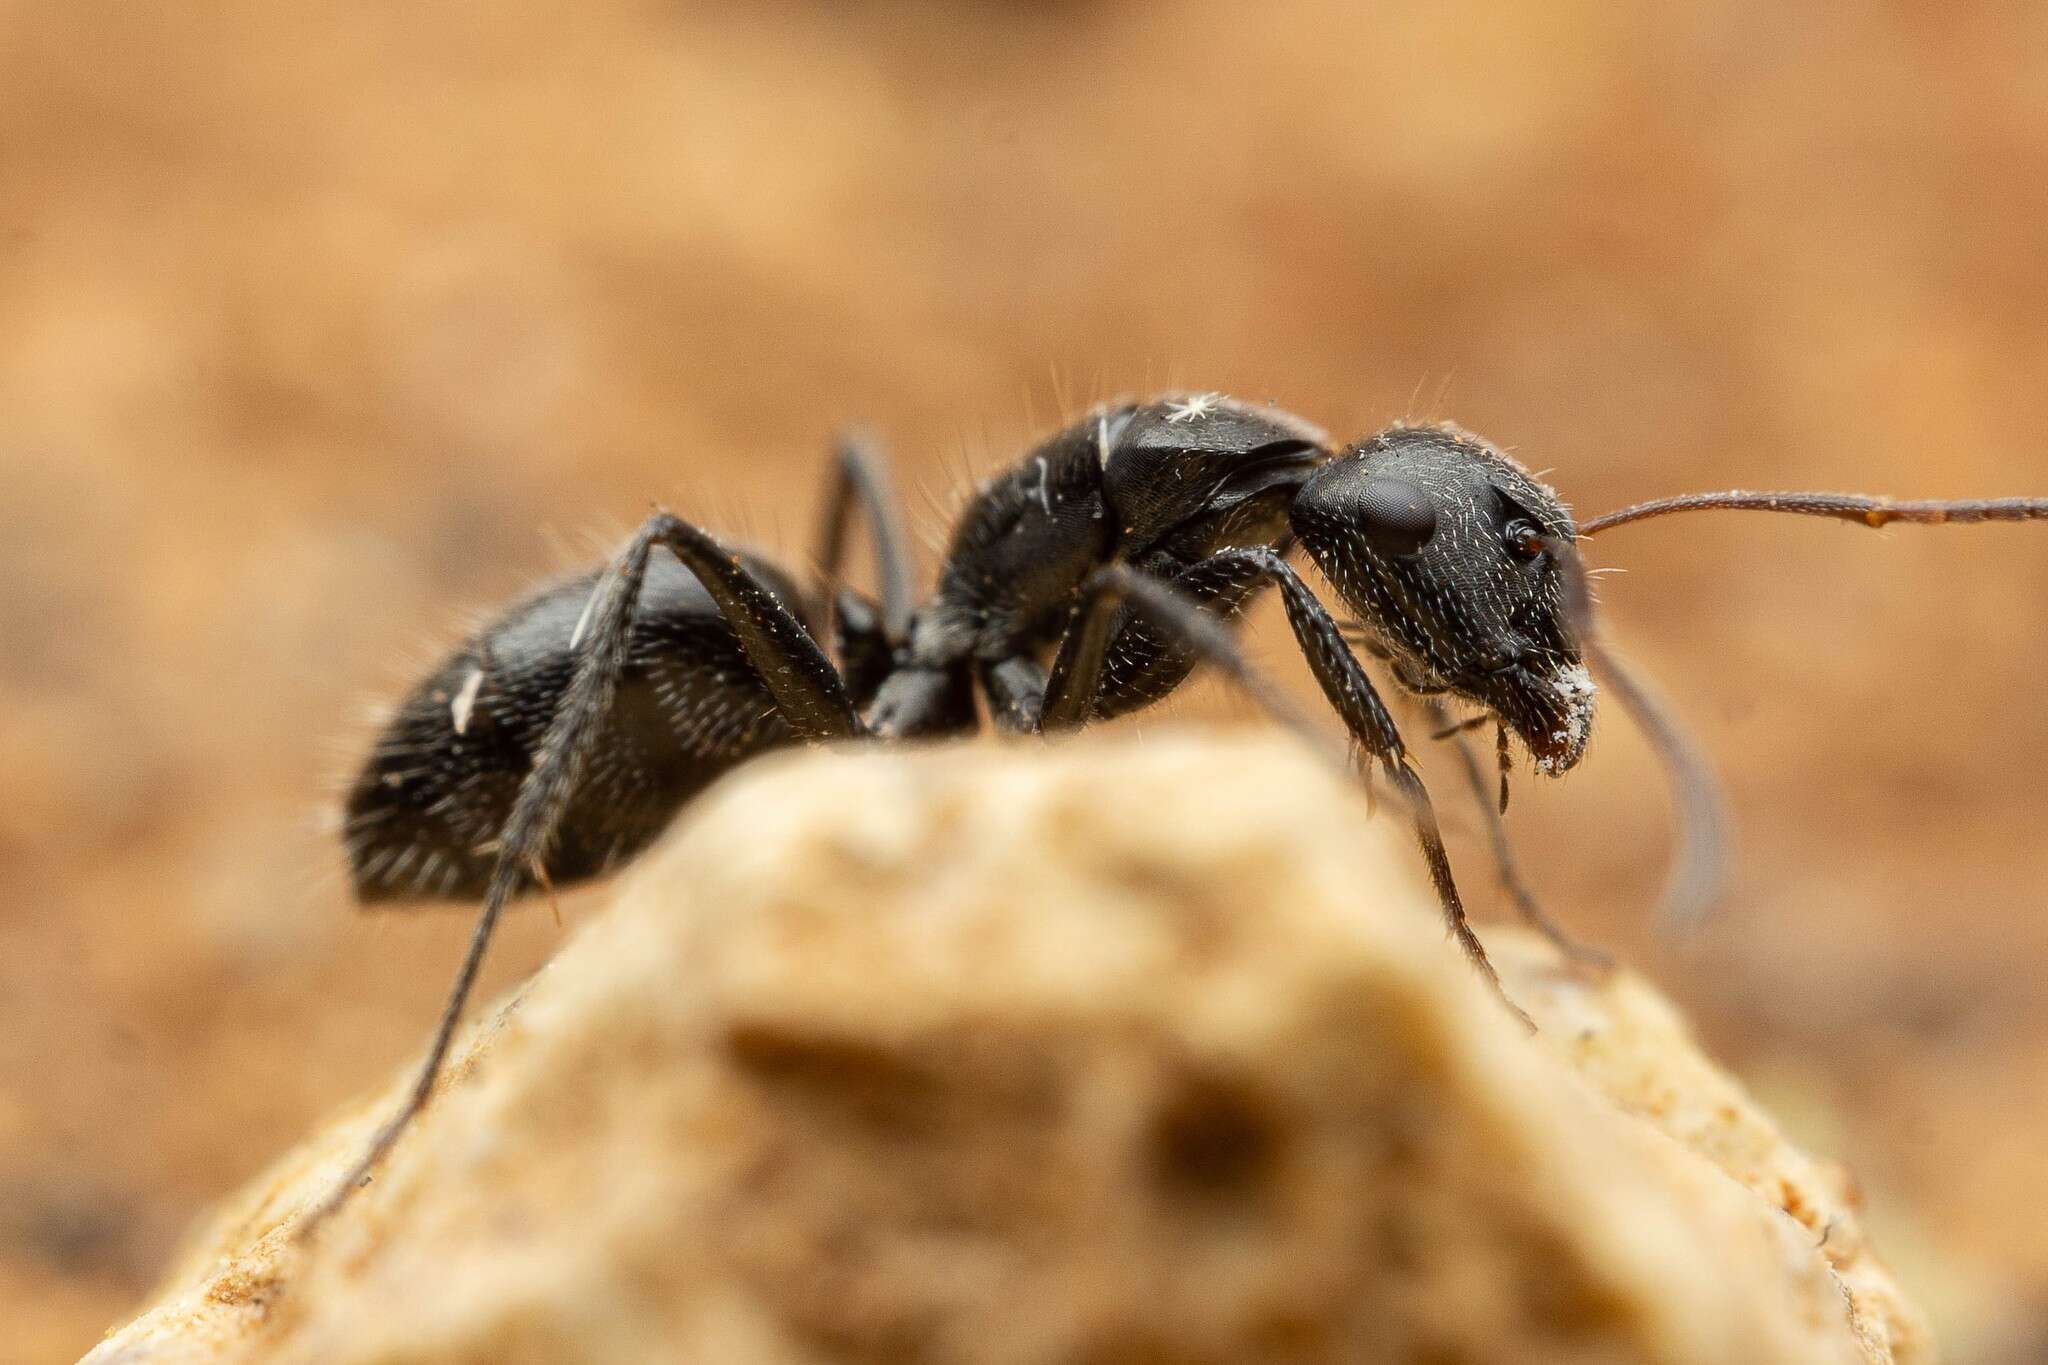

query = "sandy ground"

[{"left": 3, "top": 1, "right": 2046, "bottom": 1360}]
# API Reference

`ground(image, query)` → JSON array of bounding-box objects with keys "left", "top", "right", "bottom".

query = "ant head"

[
  {"left": 1099, "top": 393, "right": 1329, "bottom": 564},
  {"left": 1293, "top": 423, "right": 1593, "bottom": 774}
]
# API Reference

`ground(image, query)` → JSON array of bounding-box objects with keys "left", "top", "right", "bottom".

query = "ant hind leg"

[{"left": 301, "top": 511, "right": 857, "bottom": 1237}]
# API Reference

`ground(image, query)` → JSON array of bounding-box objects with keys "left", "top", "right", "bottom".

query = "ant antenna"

[
  {"left": 1570, "top": 483, "right": 2048, "bottom": 923},
  {"left": 1545, "top": 535, "right": 1732, "bottom": 931},
  {"left": 1581, "top": 490, "right": 2048, "bottom": 536}
]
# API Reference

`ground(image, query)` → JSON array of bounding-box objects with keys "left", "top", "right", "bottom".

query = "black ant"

[{"left": 311, "top": 392, "right": 2048, "bottom": 1229}]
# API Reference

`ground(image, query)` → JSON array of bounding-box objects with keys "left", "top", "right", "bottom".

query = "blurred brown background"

[{"left": 4, "top": 1, "right": 2047, "bottom": 1360}]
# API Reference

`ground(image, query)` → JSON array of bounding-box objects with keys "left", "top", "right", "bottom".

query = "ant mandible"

[{"left": 311, "top": 392, "right": 2048, "bottom": 1230}]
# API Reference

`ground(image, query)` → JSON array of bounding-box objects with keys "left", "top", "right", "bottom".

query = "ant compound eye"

[{"left": 1355, "top": 477, "right": 1438, "bottom": 556}]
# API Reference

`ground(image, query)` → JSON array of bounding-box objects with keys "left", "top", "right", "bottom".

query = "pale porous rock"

[{"left": 89, "top": 735, "right": 1933, "bottom": 1365}]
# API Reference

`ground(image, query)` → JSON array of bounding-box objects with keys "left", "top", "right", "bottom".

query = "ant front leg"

[
  {"left": 1047, "top": 556, "right": 1529, "bottom": 1028},
  {"left": 303, "top": 512, "right": 858, "bottom": 1235},
  {"left": 1201, "top": 548, "right": 1527, "bottom": 1024}
]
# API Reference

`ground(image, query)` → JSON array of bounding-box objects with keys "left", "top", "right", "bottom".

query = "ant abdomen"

[{"left": 343, "top": 553, "right": 806, "bottom": 903}]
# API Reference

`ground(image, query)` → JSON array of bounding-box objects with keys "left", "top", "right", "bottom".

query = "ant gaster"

[{"left": 313, "top": 393, "right": 2048, "bottom": 1231}]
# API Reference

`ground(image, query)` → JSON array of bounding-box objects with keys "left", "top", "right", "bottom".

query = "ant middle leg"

[
  {"left": 811, "top": 432, "right": 916, "bottom": 648},
  {"left": 1429, "top": 714, "right": 1490, "bottom": 742},
  {"left": 1027, "top": 561, "right": 1328, "bottom": 750},
  {"left": 1420, "top": 700, "right": 1611, "bottom": 968},
  {"left": 1021, "top": 553, "right": 1277, "bottom": 733},
  {"left": 810, "top": 434, "right": 918, "bottom": 704},
  {"left": 1344, "top": 613, "right": 1604, "bottom": 964}
]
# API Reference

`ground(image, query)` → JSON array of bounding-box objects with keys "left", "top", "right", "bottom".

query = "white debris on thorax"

[{"left": 1164, "top": 392, "right": 1221, "bottom": 424}]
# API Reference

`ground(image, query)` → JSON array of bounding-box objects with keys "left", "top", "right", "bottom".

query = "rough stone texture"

[{"left": 86, "top": 736, "right": 1934, "bottom": 1365}]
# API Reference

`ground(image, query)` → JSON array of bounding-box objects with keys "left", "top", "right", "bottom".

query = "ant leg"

[
  {"left": 1421, "top": 700, "right": 1611, "bottom": 968},
  {"left": 980, "top": 656, "right": 1049, "bottom": 734},
  {"left": 978, "top": 554, "right": 1263, "bottom": 734},
  {"left": 1208, "top": 550, "right": 1526, "bottom": 1020},
  {"left": 1340, "top": 621, "right": 1593, "bottom": 964},
  {"left": 811, "top": 432, "right": 916, "bottom": 645},
  {"left": 1033, "top": 579, "right": 1121, "bottom": 732},
  {"left": 302, "top": 513, "right": 857, "bottom": 1236},
  {"left": 1494, "top": 724, "right": 1511, "bottom": 816},
  {"left": 1036, "top": 553, "right": 1272, "bottom": 731},
  {"left": 1338, "top": 624, "right": 1454, "bottom": 699},
  {"left": 1082, "top": 557, "right": 1530, "bottom": 1028},
  {"left": 1231, "top": 552, "right": 1519, "bottom": 1016},
  {"left": 639, "top": 513, "right": 861, "bottom": 740},
  {"left": 1036, "top": 562, "right": 1325, "bottom": 745}
]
